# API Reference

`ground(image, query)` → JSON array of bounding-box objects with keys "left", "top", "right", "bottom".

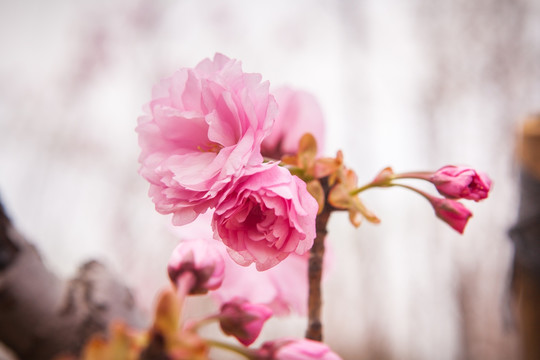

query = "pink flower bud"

[
  {"left": 219, "top": 297, "right": 273, "bottom": 346},
  {"left": 167, "top": 240, "right": 225, "bottom": 295},
  {"left": 257, "top": 338, "right": 342, "bottom": 360},
  {"left": 430, "top": 166, "right": 492, "bottom": 201},
  {"left": 429, "top": 197, "right": 473, "bottom": 234}
]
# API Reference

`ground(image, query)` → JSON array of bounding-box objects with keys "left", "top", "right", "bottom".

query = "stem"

[
  {"left": 350, "top": 171, "right": 434, "bottom": 196},
  {"left": 185, "top": 314, "right": 220, "bottom": 331},
  {"left": 393, "top": 171, "right": 432, "bottom": 180},
  {"left": 350, "top": 176, "right": 395, "bottom": 196},
  {"left": 350, "top": 182, "right": 377, "bottom": 195},
  {"left": 206, "top": 339, "right": 257, "bottom": 359},
  {"left": 175, "top": 272, "right": 196, "bottom": 320},
  {"left": 305, "top": 208, "right": 331, "bottom": 341},
  {"left": 388, "top": 182, "right": 433, "bottom": 203}
]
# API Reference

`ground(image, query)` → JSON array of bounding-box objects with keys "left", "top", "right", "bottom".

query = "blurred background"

[{"left": 1, "top": 0, "right": 539, "bottom": 359}]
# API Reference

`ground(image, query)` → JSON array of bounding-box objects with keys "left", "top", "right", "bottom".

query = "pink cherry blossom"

[
  {"left": 215, "top": 249, "right": 309, "bottom": 316},
  {"left": 167, "top": 239, "right": 225, "bottom": 295},
  {"left": 262, "top": 87, "right": 325, "bottom": 159},
  {"left": 219, "top": 297, "right": 273, "bottom": 346},
  {"left": 429, "top": 197, "right": 473, "bottom": 234},
  {"left": 137, "top": 53, "right": 277, "bottom": 226},
  {"left": 212, "top": 164, "right": 318, "bottom": 271},
  {"left": 169, "top": 213, "right": 312, "bottom": 315},
  {"left": 429, "top": 166, "right": 492, "bottom": 201},
  {"left": 257, "top": 338, "right": 342, "bottom": 360}
]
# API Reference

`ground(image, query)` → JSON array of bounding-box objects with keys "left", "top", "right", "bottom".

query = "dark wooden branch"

[
  {"left": 0, "top": 200, "right": 144, "bottom": 360},
  {"left": 305, "top": 208, "right": 331, "bottom": 342}
]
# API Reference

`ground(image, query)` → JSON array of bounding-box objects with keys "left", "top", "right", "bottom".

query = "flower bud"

[
  {"left": 256, "top": 338, "right": 342, "bottom": 360},
  {"left": 167, "top": 240, "right": 225, "bottom": 295},
  {"left": 430, "top": 166, "right": 492, "bottom": 201},
  {"left": 219, "top": 297, "right": 272, "bottom": 346},
  {"left": 429, "top": 197, "right": 473, "bottom": 234}
]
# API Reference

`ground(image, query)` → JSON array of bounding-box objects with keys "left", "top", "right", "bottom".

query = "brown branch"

[
  {"left": 305, "top": 208, "right": 331, "bottom": 341},
  {"left": 0, "top": 200, "right": 144, "bottom": 360},
  {"left": 510, "top": 114, "right": 540, "bottom": 360}
]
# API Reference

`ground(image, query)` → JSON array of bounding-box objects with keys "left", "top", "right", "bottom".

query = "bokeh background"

[{"left": 1, "top": 1, "right": 539, "bottom": 359}]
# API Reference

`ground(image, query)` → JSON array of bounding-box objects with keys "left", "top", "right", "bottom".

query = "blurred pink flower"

[
  {"left": 219, "top": 297, "right": 273, "bottom": 346},
  {"left": 167, "top": 239, "right": 225, "bottom": 295},
  {"left": 170, "top": 214, "right": 315, "bottom": 315},
  {"left": 257, "top": 338, "right": 342, "bottom": 360},
  {"left": 262, "top": 87, "right": 325, "bottom": 159},
  {"left": 430, "top": 165, "right": 492, "bottom": 201},
  {"left": 212, "top": 164, "right": 318, "bottom": 271},
  {"left": 215, "top": 249, "right": 309, "bottom": 316},
  {"left": 137, "top": 53, "right": 277, "bottom": 226},
  {"left": 429, "top": 197, "right": 473, "bottom": 234}
]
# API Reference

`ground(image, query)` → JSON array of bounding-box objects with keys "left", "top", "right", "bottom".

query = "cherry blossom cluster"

[
  {"left": 113, "top": 54, "right": 492, "bottom": 359},
  {"left": 136, "top": 54, "right": 319, "bottom": 271}
]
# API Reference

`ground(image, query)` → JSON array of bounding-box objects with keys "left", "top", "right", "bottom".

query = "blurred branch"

[
  {"left": 510, "top": 114, "right": 540, "bottom": 360},
  {"left": 0, "top": 199, "right": 143, "bottom": 360}
]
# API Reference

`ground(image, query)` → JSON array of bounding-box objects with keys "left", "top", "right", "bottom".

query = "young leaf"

[
  {"left": 328, "top": 183, "right": 351, "bottom": 209},
  {"left": 297, "top": 133, "right": 317, "bottom": 170},
  {"left": 306, "top": 180, "right": 325, "bottom": 214}
]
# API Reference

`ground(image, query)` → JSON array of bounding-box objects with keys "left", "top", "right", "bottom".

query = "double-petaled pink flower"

[
  {"left": 430, "top": 166, "right": 492, "bottom": 201},
  {"left": 139, "top": 55, "right": 319, "bottom": 271},
  {"left": 219, "top": 297, "right": 273, "bottom": 346},
  {"left": 256, "top": 338, "right": 342, "bottom": 360},
  {"left": 137, "top": 54, "right": 277, "bottom": 225},
  {"left": 213, "top": 164, "right": 318, "bottom": 271}
]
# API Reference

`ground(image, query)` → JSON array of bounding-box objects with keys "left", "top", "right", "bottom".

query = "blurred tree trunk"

[
  {"left": 0, "top": 201, "right": 143, "bottom": 360},
  {"left": 510, "top": 114, "right": 540, "bottom": 360}
]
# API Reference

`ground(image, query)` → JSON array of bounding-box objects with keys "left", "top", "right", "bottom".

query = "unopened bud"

[
  {"left": 256, "top": 338, "right": 342, "bottom": 360},
  {"left": 430, "top": 165, "right": 492, "bottom": 201},
  {"left": 219, "top": 297, "right": 272, "bottom": 346},
  {"left": 167, "top": 240, "right": 225, "bottom": 295},
  {"left": 429, "top": 197, "right": 473, "bottom": 234}
]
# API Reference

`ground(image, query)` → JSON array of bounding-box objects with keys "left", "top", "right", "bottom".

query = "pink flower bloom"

[
  {"left": 257, "top": 338, "right": 342, "bottom": 360},
  {"left": 216, "top": 250, "right": 309, "bottom": 316},
  {"left": 219, "top": 297, "right": 273, "bottom": 346},
  {"left": 212, "top": 164, "right": 318, "bottom": 271},
  {"left": 429, "top": 166, "right": 492, "bottom": 201},
  {"left": 262, "top": 87, "right": 325, "bottom": 159},
  {"left": 167, "top": 239, "right": 225, "bottom": 295},
  {"left": 429, "top": 197, "right": 473, "bottom": 234},
  {"left": 137, "top": 53, "right": 277, "bottom": 225},
  {"left": 170, "top": 214, "right": 313, "bottom": 315}
]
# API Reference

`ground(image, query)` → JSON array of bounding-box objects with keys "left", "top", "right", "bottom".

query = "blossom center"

[
  {"left": 245, "top": 206, "right": 265, "bottom": 227},
  {"left": 197, "top": 141, "right": 224, "bottom": 153}
]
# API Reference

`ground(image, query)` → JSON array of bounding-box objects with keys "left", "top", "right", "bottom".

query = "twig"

[{"left": 305, "top": 208, "right": 331, "bottom": 341}]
